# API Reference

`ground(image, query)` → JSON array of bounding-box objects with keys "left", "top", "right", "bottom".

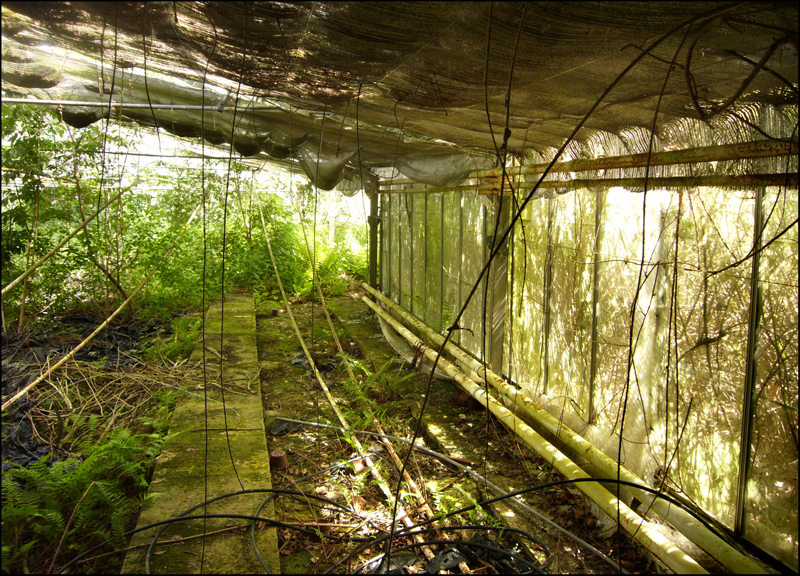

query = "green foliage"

[
  {"left": 142, "top": 315, "right": 202, "bottom": 362},
  {"left": 2, "top": 103, "right": 133, "bottom": 319},
  {"left": 304, "top": 222, "right": 368, "bottom": 298},
  {"left": 338, "top": 357, "right": 414, "bottom": 428},
  {"left": 1, "top": 411, "right": 181, "bottom": 574},
  {"left": 327, "top": 461, "right": 371, "bottom": 512},
  {"left": 137, "top": 389, "right": 179, "bottom": 436},
  {"left": 429, "top": 482, "right": 464, "bottom": 519},
  {"left": 253, "top": 285, "right": 283, "bottom": 313},
  {"left": 2, "top": 102, "right": 369, "bottom": 328},
  {"left": 428, "top": 480, "right": 493, "bottom": 527},
  {"left": 439, "top": 291, "right": 457, "bottom": 334},
  {"left": 364, "top": 358, "right": 415, "bottom": 404}
]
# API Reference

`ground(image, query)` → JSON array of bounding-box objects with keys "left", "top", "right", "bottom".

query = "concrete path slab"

[{"left": 122, "top": 293, "right": 280, "bottom": 574}]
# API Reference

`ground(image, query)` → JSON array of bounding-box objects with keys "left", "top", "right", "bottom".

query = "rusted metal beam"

[{"left": 377, "top": 172, "right": 797, "bottom": 195}]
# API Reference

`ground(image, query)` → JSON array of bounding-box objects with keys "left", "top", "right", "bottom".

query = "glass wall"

[
  {"left": 380, "top": 184, "right": 493, "bottom": 361},
  {"left": 745, "top": 187, "right": 798, "bottom": 570},
  {"left": 378, "top": 111, "right": 798, "bottom": 569},
  {"left": 508, "top": 182, "right": 797, "bottom": 569}
]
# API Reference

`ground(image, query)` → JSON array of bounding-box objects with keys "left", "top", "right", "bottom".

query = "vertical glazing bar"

[
  {"left": 482, "top": 200, "right": 489, "bottom": 362},
  {"left": 440, "top": 192, "right": 445, "bottom": 331},
  {"left": 369, "top": 191, "right": 378, "bottom": 289},
  {"left": 397, "top": 186, "right": 403, "bottom": 304},
  {"left": 542, "top": 197, "right": 555, "bottom": 394},
  {"left": 409, "top": 192, "right": 414, "bottom": 312},
  {"left": 388, "top": 191, "right": 394, "bottom": 301},
  {"left": 735, "top": 187, "right": 764, "bottom": 534},
  {"left": 378, "top": 192, "right": 383, "bottom": 291},
  {"left": 507, "top": 199, "right": 515, "bottom": 382},
  {"left": 457, "top": 190, "right": 464, "bottom": 345},
  {"left": 423, "top": 192, "right": 428, "bottom": 318}
]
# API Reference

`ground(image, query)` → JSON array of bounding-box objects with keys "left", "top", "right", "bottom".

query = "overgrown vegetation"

[
  {"left": 1, "top": 104, "right": 369, "bottom": 328},
  {"left": 1, "top": 102, "right": 371, "bottom": 573},
  {"left": 1, "top": 389, "right": 183, "bottom": 574},
  {"left": 142, "top": 315, "right": 203, "bottom": 362},
  {"left": 339, "top": 357, "right": 415, "bottom": 430}
]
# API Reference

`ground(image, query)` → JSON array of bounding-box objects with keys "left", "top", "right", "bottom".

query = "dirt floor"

[
  {"left": 2, "top": 287, "right": 659, "bottom": 574},
  {"left": 255, "top": 286, "right": 659, "bottom": 574}
]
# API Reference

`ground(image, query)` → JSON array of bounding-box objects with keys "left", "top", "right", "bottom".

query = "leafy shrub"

[{"left": 2, "top": 102, "right": 368, "bottom": 328}]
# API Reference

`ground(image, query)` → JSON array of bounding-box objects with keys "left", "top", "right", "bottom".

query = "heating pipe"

[
  {"left": 361, "top": 294, "right": 707, "bottom": 574},
  {"left": 362, "top": 282, "right": 765, "bottom": 574}
]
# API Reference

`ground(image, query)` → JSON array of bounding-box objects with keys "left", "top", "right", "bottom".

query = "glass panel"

[
  {"left": 425, "top": 193, "right": 443, "bottom": 332},
  {"left": 511, "top": 192, "right": 547, "bottom": 392},
  {"left": 399, "top": 190, "right": 412, "bottom": 310},
  {"left": 546, "top": 191, "right": 596, "bottom": 418},
  {"left": 389, "top": 193, "right": 401, "bottom": 303},
  {"left": 380, "top": 193, "right": 389, "bottom": 293},
  {"left": 593, "top": 188, "right": 649, "bottom": 437},
  {"left": 459, "top": 190, "right": 486, "bottom": 359},
  {"left": 442, "top": 191, "right": 462, "bottom": 343},
  {"left": 592, "top": 188, "right": 677, "bottom": 477},
  {"left": 665, "top": 187, "right": 753, "bottom": 528},
  {"left": 745, "top": 187, "right": 798, "bottom": 571},
  {"left": 411, "top": 193, "right": 426, "bottom": 318}
]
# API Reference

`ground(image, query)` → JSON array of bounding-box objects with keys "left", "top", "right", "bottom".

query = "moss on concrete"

[{"left": 122, "top": 293, "right": 280, "bottom": 574}]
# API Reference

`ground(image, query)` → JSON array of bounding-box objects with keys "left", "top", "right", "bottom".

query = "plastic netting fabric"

[{"left": 2, "top": 2, "right": 797, "bottom": 191}]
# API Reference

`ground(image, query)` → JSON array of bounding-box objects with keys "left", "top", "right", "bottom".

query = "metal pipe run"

[
  {"left": 477, "top": 173, "right": 797, "bottom": 196},
  {"left": 378, "top": 139, "right": 797, "bottom": 190},
  {"left": 474, "top": 139, "right": 798, "bottom": 178},
  {"left": 360, "top": 294, "right": 707, "bottom": 574},
  {"left": 377, "top": 172, "right": 797, "bottom": 195},
  {"left": 1, "top": 98, "right": 282, "bottom": 111},
  {"left": 361, "top": 282, "right": 766, "bottom": 573}
]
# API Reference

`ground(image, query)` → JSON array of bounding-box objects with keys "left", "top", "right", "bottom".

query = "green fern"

[{"left": 1, "top": 413, "right": 180, "bottom": 574}]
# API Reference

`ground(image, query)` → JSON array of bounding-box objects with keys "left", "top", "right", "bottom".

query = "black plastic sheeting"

[
  {"left": 3, "top": 2, "right": 795, "bottom": 186},
  {"left": 1, "top": 315, "right": 170, "bottom": 473},
  {"left": 362, "top": 532, "right": 545, "bottom": 574}
]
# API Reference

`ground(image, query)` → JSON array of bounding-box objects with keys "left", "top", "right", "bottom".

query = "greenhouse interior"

[{"left": 1, "top": 2, "right": 797, "bottom": 574}]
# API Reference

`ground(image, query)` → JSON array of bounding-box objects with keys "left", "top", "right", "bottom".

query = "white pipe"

[
  {"left": 361, "top": 282, "right": 765, "bottom": 574},
  {"left": 362, "top": 295, "right": 707, "bottom": 574}
]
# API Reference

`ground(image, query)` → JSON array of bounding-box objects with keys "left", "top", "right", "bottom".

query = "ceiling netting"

[{"left": 2, "top": 2, "right": 797, "bottom": 189}]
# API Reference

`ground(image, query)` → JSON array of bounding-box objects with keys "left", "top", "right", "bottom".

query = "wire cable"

[
  {"left": 249, "top": 454, "right": 370, "bottom": 572},
  {"left": 381, "top": 4, "right": 745, "bottom": 570},
  {"left": 217, "top": 4, "right": 249, "bottom": 494},
  {"left": 277, "top": 417, "right": 625, "bottom": 572},
  {"left": 198, "top": 7, "right": 220, "bottom": 570}
]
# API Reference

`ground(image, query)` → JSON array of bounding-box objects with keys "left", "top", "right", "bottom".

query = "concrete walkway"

[{"left": 122, "top": 293, "right": 280, "bottom": 574}]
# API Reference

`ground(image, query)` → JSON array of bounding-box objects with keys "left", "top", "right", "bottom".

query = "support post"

[{"left": 368, "top": 191, "right": 379, "bottom": 289}]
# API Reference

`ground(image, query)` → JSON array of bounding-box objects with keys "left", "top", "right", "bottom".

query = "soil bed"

[
  {"left": 256, "top": 287, "right": 657, "bottom": 574},
  {"left": 1, "top": 312, "right": 192, "bottom": 574}
]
